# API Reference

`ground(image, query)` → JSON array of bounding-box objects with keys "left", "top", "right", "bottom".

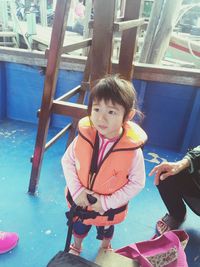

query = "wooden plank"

[
  {"left": 9, "top": 21, "right": 81, "bottom": 49},
  {"left": 90, "top": 0, "right": 115, "bottom": 81},
  {"left": 28, "top": 0, "right": 71, "bottom": 194},
  {"left": 52, "top": 101, "right": 87, "bottom": 118},
  {"left": 1, "top": 47, "right": 200, "bottom": 87},
  {"left": 89, "top": 16, "right": 124, "bottom": 29},
  {"left": 118, "top": 0, "right": 142, "bottom": 80},
  {"left": 0, "top": 46, "right": 86, "bottom": 70},
  {"left": 66, "top": 49, "right": 92, "bottom": 147},
  {"left": 114, "top": 18, "right": 145, "bottom": 32},
  {"left": 46, "top": 39, "right": 92, "bottom": 57},
  {"left": 133, "top": 63, "right": 200, "bottom": 86},
  {"left": 61, "top": 38, "right": 92, "bottom": 54}
]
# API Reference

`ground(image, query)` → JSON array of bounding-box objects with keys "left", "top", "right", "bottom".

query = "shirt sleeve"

[
  {"left": 100, "top": 148, "right": 146, "bottom": 211},
  {"left": 61, "top": 137, "right": 84, "bottom": 200},
  {"left": 183, "top": 156, "right": 193, "bottom": 173},
  {"left": 183, "top": 145, "right": 200, "bottom": 174}
]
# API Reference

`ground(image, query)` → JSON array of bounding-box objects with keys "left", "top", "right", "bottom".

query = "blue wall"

[
  {"left": 0, "top": 62, "right": 199, "bottom": 152},
  {"left": 133, "top": 80, "right": 200, "bottom": 152},
  {"left": 1, "top": 62, "right": 83, "bottom": 127}
]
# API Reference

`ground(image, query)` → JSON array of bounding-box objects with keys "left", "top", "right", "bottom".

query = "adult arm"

[
  {"left": 184, "top": 145, "right": 200, "bottom": 173},
  {"left": 149, "top": 145, "right": 200, "bottom": 185},
  {"left": 149, "top": 159, "right": 190, "bottom": 185}
]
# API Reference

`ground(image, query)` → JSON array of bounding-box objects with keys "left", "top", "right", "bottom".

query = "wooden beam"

[
  {"left": 133, "top": 63, "right": 200, "bottom": 87},
  {"left": 90, "top": 0, "right": 115, "bottom": 81},
  {"left": 35, "top": 39, "right": 91, "bottom": 58},
  {"left": 89, "top": 17, "right": 124, "bottom": 29},
  {"left": 1, "top": 47, "right": 200, "bottom": 87},
  {"left": 114, "top": 18, "right": 145, "bottom": 32},
  {"left": 118, "top": 0, "right": 142, "bottom": 80},
  {"left": 52, "top": 101, "right": 87, "bottom": 118},
  {"left": 61, "top": 38, "right": 92, "bottom": 54},
  {"left": 28, "top": 0, "right": 71, "bottom": 194},
  {"left": 0, "top": 46, "right": 86, "bottom": 69}
]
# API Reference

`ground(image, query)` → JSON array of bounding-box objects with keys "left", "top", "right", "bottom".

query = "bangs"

[
  {"left": 92, "top": 85, "right": 120, "bottom": 106},
  {"left": 87, "top": 75, "right": 137, "bottom": 118}
]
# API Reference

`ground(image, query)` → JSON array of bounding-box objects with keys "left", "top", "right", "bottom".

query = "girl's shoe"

[
  {"left": 69, "top": 243, "right": 82, "bottom": 256},
  {"left": 100, "top": 243, "right": 113, "bottom": 252},
  {"left": 0, "top": 231, "right": 19, "bottom": 254}
]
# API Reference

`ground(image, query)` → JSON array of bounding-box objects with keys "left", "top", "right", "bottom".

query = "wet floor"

[{"left": 0, "top": 119, "right": 199, "bottom": 267}]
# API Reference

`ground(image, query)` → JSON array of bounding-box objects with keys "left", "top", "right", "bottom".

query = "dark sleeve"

[{"left": 185, "top": 145, "right": 200, "bottom": 172}]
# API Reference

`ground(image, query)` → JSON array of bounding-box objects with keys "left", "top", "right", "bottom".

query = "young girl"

[{"left": 61, "top": 75, "right": 147, "bottom": 255}]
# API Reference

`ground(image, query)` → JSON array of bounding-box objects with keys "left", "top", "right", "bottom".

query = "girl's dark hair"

[{"left": 88, "top": 75, "right": 142, "bottom": 121}]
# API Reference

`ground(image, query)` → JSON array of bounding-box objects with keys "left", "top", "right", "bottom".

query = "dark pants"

[
  {"left": 157, "top": 169, "right": 200, "bottom": 222},
  {"left": 73, "top": 220, "right": 114, "bottom": 240}
]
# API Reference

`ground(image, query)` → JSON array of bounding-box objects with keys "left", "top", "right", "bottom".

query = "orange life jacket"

[{"left": 67, "top": 116, "right": 147, "bottom": 226}]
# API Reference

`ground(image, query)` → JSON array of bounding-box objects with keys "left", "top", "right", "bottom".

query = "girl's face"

[{"left": 90, "top": 99, "right": 125, "bottom": 139}]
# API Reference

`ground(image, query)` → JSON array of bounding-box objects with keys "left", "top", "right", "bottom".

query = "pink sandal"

[
  {"left": 156, "top": 214, "right": 184, "bottom": 235},
  {"left": 69, "top": 244, "right": 82, "bottom": 256},
  {"left": 0, "top": 231, "right": 19, "bottom": 254}
]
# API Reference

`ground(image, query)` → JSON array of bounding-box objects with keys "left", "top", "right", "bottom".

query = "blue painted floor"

[{"left": 0, "top": 119, "right": 199, "bottom": 267}]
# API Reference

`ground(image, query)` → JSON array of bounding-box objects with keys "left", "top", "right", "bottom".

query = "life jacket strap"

[{"left": 66, "top": 191, "right": 127, "bottom": 221}]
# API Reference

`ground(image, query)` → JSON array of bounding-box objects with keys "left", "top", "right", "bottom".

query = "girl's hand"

[
  {"left": 91, "top": 193, "right": 105, "bottom": 215},
  {"left": 74, "top": 188, "right": 93, "bottom": 208},
  {"left": 149, "top": 159, "right": 190, "bottom": 185}
]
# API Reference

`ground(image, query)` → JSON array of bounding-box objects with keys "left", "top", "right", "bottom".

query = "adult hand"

[
  {"left": 74, "top": 188, "right": 94, "bottom": 208},
  {"left": 149, "top": 159, "right": 190, "bottom": 185}
]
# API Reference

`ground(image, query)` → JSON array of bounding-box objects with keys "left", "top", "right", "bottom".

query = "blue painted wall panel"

[
  {"left": 188, "top": 89, "right": 200, "bottom": 149},
  {"left": 5, "top": 63, "right": 44, "bottom": 123},
  {"left": 4, "top": 63, "right": 84, "bottom": 128},
  {"left": 135, "top": 81, "right": 197, "bottom": 151},
  {"left": 1, "top": 62, "right": 200, "bottom": 152},
  {"left": 191, "top": 121, "right": 200, "bottom": 148}
]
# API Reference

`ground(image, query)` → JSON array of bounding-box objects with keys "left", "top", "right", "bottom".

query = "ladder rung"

[
  {"left": 45, "top": 123, "right": 72, "bottom": 150},
  {"left": 55, "top": 85, "right": 81, "bottom": 101},
  {"left": 61, "top": 38, "right": 92, "bottom": 54},
  {"left": 52, "top": 100, "right": 87, "bottom": 118},
  {"left": 89, "top": 17, "right": 144, "bottom": 30},
  {"left": 113, "top": 18, "right": 145, "bottom": 32},
  {"left": 45, "top": 38, "right": 92, "bottom": 57}
]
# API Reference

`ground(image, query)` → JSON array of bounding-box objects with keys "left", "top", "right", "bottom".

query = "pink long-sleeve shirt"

[{"left": 61, "top": 134, "right": 146, "bottom": 211}]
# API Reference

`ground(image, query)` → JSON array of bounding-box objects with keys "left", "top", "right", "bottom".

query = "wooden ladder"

[{"left": 28, "top": 0, "right": 143, "bottom": 194}]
